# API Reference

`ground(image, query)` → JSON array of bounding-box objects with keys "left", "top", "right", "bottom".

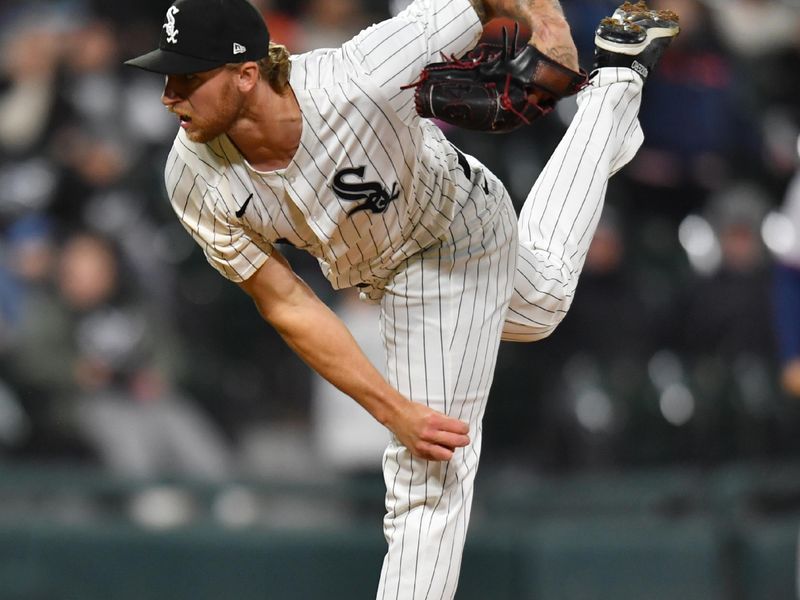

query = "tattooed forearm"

[
  {"left": 546, "top": 47, "right": 575, "bottom": 66},
  {"left": 530, "top": 11, "right": 574, "bottom": 63}
]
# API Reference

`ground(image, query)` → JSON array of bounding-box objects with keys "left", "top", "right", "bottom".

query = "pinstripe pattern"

[
  {"left": 377, "top": 185, "right": 517, "bottom": 600},
  {"left": 502, "top": 67, "right": 645, "bottom": 342}
]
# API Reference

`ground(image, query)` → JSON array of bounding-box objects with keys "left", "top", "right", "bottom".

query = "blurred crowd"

[{"left": 0, "top": 0, "right": 799, "bottom": 483}]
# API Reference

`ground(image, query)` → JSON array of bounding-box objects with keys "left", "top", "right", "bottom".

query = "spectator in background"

[
  {"left": 10, "top": 229, "right": 232, "bottom": 477},
  {"left": 0, "top": 15, "right": 66, "bottom": 158},
  {"left": 63, "top": 231, "right": 232, "bottom": 478},
  {"left": 666, "top": 182, "right": 779, "bottom": 459},
  {"left": 49, "top": 129, "right": 179, "bottom": 310},
  {"left": 0, "top": 13, "right": 67, "bottom": 223},
  {"left": 60, "top": 16, "right": 176, "bottom": 150},
  {"left": 671, "top": 183, "right": 775, "bottom": 360}
]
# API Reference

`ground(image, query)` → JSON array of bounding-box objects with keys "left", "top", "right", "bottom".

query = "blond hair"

[{"left": 258, "top": 42, "right": 291, "bottom": 93}]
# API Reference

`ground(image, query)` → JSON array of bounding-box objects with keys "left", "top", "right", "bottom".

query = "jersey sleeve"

[
  {"left": 345, "top": 0, "right": 482, "bottom": 94},
  {"left": 165, "top": 146, "right": 272, "bottom": 283}
]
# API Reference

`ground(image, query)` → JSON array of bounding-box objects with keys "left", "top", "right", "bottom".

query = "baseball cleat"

[{"left": 593, "top": 1, "right": 680, "bottom": 80}]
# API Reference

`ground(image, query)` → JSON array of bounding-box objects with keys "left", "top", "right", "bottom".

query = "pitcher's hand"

[{"left": 386, "top": 401, "right": 470, "bottom": 461}]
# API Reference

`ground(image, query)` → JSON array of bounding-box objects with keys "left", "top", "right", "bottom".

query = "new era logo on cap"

[{"left": 124, "top": 0, "right": 269, "bottom": 75}]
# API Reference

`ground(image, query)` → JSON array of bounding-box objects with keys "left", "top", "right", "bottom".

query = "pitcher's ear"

[{"left": 235, "top": 61, "right": 260, "bottom": 91}]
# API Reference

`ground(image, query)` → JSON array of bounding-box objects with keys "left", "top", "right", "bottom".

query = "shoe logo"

[
  {"left": 233, "top": 42, "right": 246, "bottom": 55},
  {"left": 332, "top": 166, "right": 399, "bottom": 216},
  {"left": 162, "top": 6, "right": 180, "bottom": 44},
  {"left": 631, "top": 60, "right": 649, "bottom": 79},
  {"left": 235, "top": 193, "right": 253, "bottom": 218}
]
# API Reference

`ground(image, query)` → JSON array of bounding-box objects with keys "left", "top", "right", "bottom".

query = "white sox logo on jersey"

[
  {"left": 332, "top": 167, "right": 399, "bottom": 216},
  {"left": 163, "top": 6, "right": 180, "bottom": 44}
]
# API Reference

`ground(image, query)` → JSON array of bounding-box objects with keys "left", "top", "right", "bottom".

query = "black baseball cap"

[{"left": 125, "top": 0, "right": 269, "bottom": 75}]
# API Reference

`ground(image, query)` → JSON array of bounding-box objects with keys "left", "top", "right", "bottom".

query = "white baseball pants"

[
  {"left": 376, "top": 168, "right": 518, "bottom": 600},
  {"left": 376, "top": 67, "right": 645, "bottom": 600},
  {"left": 503, "top": 67, "right": 645, "bottom": 342}
]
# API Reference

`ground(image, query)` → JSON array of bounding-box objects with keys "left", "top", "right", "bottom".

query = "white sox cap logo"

[
  {"left": 163, "top": 6, "right": 180, "bottom": 44},
  {"left": 233, "top": 42, "right": 246, "bottom": 55}
]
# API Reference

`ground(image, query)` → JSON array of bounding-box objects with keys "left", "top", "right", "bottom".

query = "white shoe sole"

[{"left": 595, "top": 25, "right": 680, "bottom": 56}]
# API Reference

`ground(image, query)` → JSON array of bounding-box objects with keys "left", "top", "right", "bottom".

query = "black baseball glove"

[{"left": 403, "top": 25, "right": 589, "bottom": 133}]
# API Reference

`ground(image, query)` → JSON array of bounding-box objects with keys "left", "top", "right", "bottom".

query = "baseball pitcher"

[{"left": 126, "top": 0, "right": 679, "bottom": 597}]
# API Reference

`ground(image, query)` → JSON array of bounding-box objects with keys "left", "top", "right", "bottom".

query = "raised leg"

[{"left": 502, "top": 2, "right": 680, "bottom": 342}]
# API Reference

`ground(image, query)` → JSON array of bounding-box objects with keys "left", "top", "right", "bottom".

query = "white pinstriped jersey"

[{"left": 164, "top": 0, "right": 487, "bottom": 289}]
